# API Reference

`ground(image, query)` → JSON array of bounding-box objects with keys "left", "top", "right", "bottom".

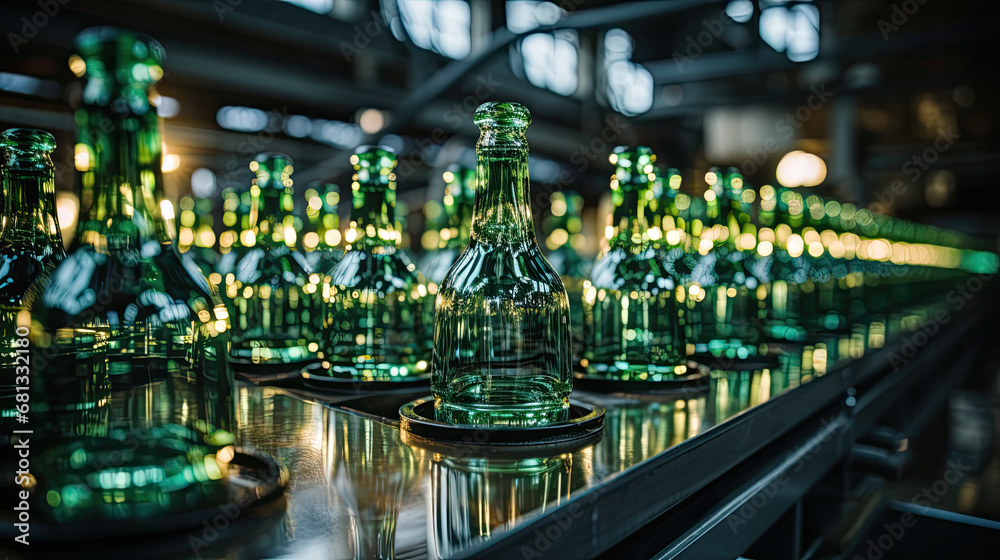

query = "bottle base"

[{"left": 434, "top": 399, "right": 570, "bottom": 428}]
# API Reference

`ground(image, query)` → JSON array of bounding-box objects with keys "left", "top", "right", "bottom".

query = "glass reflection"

[
  {"left": 428, "top": 452, "right": 577, "bottom": 559},
  {"left": 330, "top": 412, "right": 418, "bottom": 560},
  {"left": 28, "top": 361, "right": 236, "bottom": 526}
]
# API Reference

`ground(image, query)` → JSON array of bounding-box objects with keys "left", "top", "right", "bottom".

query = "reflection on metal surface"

[
  {"left": 23, "top": 360, "right": 236, "bottom": 528},
  {"left": 332, "top": 412, "right": 418, "bottom": 560},
  {"left": 429, "top": 453, "right": 577, "bottom": 559}
]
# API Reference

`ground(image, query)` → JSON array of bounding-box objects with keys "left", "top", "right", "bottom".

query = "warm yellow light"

[
  {"left": 776, "top": 151, "right": 827, "bottom": 187},
  {"left": 162, "top": 154, "right": 181, "bottom": 173},
  {"left": 199, "top": 229, "right": 216, "bottom": 247},
  {"left": 55, "top": 192, "right": 79, "bottom": 236},
  {"left": 786, "top": 234, "right": 804, "bottom": 257},
  {"left": 808, "top": 241, "right": 824, "bottom": 257},
  {"left": 757, "top": 240, "right": 773, "bottom": 257},
  {"left": 68, "top": 54, "right": 86, "bottom": 77},
  {"left": 358, "top": 108, "right": 385, "bottom": 134},
  {"left": 666, "top": 229, "right": 681, "bottom": 245},
  {"left": 160, "top": 199, "right": 175, "bottom": 221},
  {"left": 698, "top": 238, "right": 713, "bottom": 255},
  {"left": 74, "top": 143, "right": 90, "bottom": 171}
]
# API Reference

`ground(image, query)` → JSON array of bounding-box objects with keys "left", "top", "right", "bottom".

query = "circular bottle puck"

[{"left": 399, "top": 397, "right": 604, "bottom": 446}]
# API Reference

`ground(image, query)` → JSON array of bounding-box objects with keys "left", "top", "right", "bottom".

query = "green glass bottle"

[
  {"left": 33, "top": 27, "right": 226, "bottom": 379},
  {"left": 318, "top": 146, "right": 431, "bottom": 382},
  {"left": 687, "top": 168, "right": 758, "bottom": 359},
  {"left": 419, "top": 164, "right": 475, "bottom": 285},
  {"left": 432, "top": 102, "right": 572, "bottom": 426},
  {"left": 582, "top": 146, "right": 687, "bottom": 381},
  {"left": 0, "top": 129, "right": 65, "bottom": 308},
  {"left": 1, "top": 129, "right": 66, "bottom": 425},
  {"left": 221, "top": 153, "right": 323, "bottom": 371}
]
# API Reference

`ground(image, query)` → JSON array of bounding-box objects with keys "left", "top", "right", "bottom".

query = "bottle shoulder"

[
  {"left": 329, "top": 247, "right": 422, "bottom": 291},
  {"left": 438, "top": 240, "right": 567, "bottom": 297}
]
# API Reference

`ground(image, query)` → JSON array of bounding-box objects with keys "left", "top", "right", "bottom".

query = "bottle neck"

[
  {"left": 609, "top": 186, "right": 647, "bottom": 249},
  {"left": 1, "top": 157, "right": 65, "bottom": 253},
  {"left": 77, "top": 105, "right": 168, "bottom": 248},
  {"left": 351, "top": 183, "right": 395, "bottom": 249},
  {"left": 251, "top": 186, "right": 283, "bottom": 248},
  {"left": 470, "top": 131, "right": 534, "bottom": 244}
]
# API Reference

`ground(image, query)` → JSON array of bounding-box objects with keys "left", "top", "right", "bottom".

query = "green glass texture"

[
  {"left": 221, "top": 154, "right": 323, "bottom": 370},
  {"left": 582, "top": 146, "right": 687, "bottom": 381},
  {"left": 419, "top": 164, "right": 475, "bottom": 285},
  {"left": 432, "top": 102, "right": 572, "bottom": 427},
  {"left": 183, "top": 195, "right": 220, "bottom": 273},
  {"left": 319, "top": 146, "right": 432, "bottom": 381},
  {"left": 0, "top": 129, "right": 66, "bottom": 308},
  {"left": 32, "top": 28, "right": 227, "bottom": 379},
  {"left": 305, "top": 183, "right": 344, "bottom": 274}
]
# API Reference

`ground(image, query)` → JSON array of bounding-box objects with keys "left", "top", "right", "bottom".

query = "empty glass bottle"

[
  {"left": 1, "top": 129, "right": 66, "bottom": 425},
  {"left": 0, "top": 129, "right": 65, "bottom": 309},
  {"left": 582, "top": 146, "right": 687, "bottom": 381},
  {"left": 32, "top": 27, "right": 227, "bottom": 380},
  {"left": 432, "top": 102, "right": 572, "bottom": 426},
  {"left": 419, "top": 164, "right": 475, "bottom": 285},
  {"left": 687, "top": 168, "right": 759, "bottom": 358},
  {"left": 318, "top": 146, "right": 432, "bottom": 382},
  {"left": 221, "top": 153, "right": 323, "bottom": 371}
]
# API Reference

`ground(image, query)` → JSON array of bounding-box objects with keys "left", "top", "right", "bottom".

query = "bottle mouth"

[
  {"left": 351, "top": 145, "right": 397, "bottom": 171},
  {"left": 251, "top": 153, "right": 294, "bottom": 188},
  {"left": 1, "top": 128, "right": 56, "bottom": 153},
  {"left": 474, "top": 102, "right": 531, "bottom": 129},
  {"left": 74, "top": 27, "right": 166, "bottom": 65}
]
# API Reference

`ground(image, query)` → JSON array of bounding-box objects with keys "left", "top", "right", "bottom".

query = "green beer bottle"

[
  {"left": 221, "top": 153, "right": 323, "bottom": 371},
  {"left": 582, "top": 146, "right": 687, "bottom": 381},
  {"left": 34, "top": 27, "right": 226, "bottom": 378},
  {"left": 432, "top": 102, "right": 572, "bottom": 426},
  {"left": 0, "top": 129, "right": 65, "bottom": 308},
  {"left": 1, "top": 129, "right": 66, "bottom": 425},
  {"left": 318, "top": 146, "right": 431, "bottom": 382}
]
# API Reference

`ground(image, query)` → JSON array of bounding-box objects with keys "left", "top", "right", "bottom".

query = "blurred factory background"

[{"left": 1, "top": 0, "right": 997, "bottom": 255}]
